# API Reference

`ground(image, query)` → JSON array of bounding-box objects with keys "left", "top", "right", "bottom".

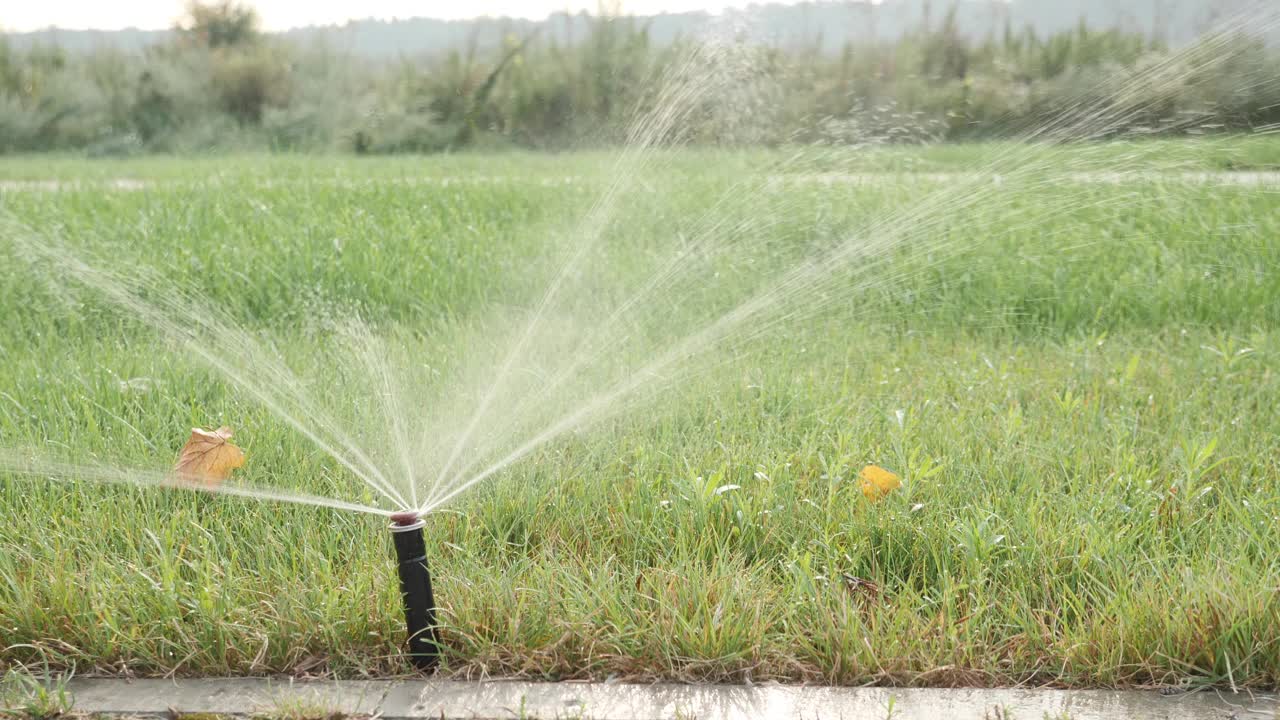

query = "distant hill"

[{"left": 2, "top": 0, "right": 1266, "bottom": 57}]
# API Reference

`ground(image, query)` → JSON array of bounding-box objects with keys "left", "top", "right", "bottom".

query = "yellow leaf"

[
  {"left": 858, "top": 464, "right": 901, "bottom": 501},
  {"left": 173, "top": 426, "right": 245, "bottom": 486}
]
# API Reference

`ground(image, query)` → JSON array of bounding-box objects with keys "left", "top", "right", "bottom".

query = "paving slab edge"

[{"left": 57, "top": 678, "right": 1280, "bottom": 720}]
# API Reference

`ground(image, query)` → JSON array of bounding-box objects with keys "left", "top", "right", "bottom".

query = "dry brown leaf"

[{"left": 173, "top": 426, "right": 245, "bottom": 485}]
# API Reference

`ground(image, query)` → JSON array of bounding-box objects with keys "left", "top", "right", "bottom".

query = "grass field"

[{"left": 1, "top": 140, "right": 1279, "bottom": 688}]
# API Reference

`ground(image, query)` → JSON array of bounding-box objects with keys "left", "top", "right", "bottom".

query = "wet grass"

[{"left": 1, "top": 141, "right": 1279, "bottom": 688}]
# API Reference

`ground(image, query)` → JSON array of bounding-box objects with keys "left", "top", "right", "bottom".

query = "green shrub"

[{"left": 0, "top": 15, "right": 1275, "bottom": 154}]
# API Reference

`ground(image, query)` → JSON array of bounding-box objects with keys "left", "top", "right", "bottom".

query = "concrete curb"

[{"left": 62, "top": 678, "right": 1278, "bottom": 719}]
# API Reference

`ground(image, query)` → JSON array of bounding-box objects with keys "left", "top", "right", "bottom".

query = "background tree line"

[{"left": 0, "top": 0, "right": 1276, "bottom": 154}]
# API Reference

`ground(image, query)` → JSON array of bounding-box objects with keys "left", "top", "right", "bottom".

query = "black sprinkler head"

[{"left": 389, "top": 513, "right": 441, "bottom": 671}]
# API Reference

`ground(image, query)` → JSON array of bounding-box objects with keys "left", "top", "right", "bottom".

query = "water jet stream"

[{"left": 423, "top": 7, "right": 1278, "bottom": 511}]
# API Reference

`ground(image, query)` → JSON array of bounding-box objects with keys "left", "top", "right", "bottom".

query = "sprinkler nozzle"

[
  {"left": 390, "top": 510, "right": 421, "bottom": 526},
  {"left": 389, "top": 514, "right": 440, "bottom": 671}
]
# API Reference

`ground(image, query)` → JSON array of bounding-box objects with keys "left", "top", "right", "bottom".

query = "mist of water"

[{"left": 1, "top": 4, "right": 1276, "bottom": 520}]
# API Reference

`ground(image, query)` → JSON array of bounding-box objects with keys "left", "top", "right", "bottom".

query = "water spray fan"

[{"left": 389, "top": 511, "right": 441, "bottom": 670}]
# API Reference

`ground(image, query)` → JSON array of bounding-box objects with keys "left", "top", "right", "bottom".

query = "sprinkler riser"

[{"left": 390, "top": 519, "right": 440, "bottom": 671}]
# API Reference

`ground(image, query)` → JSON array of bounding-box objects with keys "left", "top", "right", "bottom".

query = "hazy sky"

[{"left": 4, "top": 1, "right": 795, "bottom": 32}]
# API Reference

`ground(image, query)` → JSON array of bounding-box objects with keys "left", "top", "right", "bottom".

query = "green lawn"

[{"left": 1, "top": 141, "right": 1278, "bottom": 688}]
